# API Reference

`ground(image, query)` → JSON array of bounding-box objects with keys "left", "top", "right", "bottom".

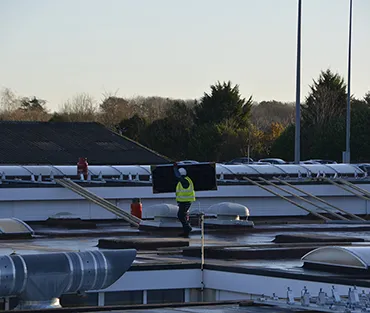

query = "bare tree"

[
  {"left": 0, "top": 88, "right": 50, "bottom": 121},
  {"left": 251, "top": 101, "right": 294, "bottom": 131},
  {"left": 128, "top": 96, "right": 172, "bottom": 122},
  {"left": 59, "top": 93, "right": 98, "bottom": 122},
  {"left": 0, "top": 88, "right": 20, "bottom": 112},
  {"left": 98, "top": 91, "right": 136, "bottom": 129}
]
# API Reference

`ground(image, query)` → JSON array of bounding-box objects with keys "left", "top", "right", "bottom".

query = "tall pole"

[
  {"left": 345, "top": 0, "right": 353, "bottom": 164},
  {"left": 294, "top": 0, "right": 302, "bottom": 164}
]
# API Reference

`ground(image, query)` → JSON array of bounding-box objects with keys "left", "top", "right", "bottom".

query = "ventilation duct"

[{"left": 0, "top": 249, "right": 136, "bottom": 310}]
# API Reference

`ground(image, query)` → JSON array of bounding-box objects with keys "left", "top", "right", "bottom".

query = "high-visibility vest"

[{"left": 176, "top": 177, "right": 195, "bottom": 202}]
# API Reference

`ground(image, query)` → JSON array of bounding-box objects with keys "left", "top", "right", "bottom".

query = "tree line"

[{"left": 1, "top": 69, "right": 369, "bottom": 163}]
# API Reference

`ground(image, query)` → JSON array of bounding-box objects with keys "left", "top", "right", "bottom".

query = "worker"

[{"left": 173, "top": 162, "right": 195, "bottom": 237}]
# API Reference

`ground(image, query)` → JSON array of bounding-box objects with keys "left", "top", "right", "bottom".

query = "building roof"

[{"left": 0, "top": 121, "right": 170, "bottom": 165}]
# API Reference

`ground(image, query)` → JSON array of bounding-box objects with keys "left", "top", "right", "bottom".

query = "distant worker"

[{"left": 173, "top": 162, "right": 195, "bottom": 237}]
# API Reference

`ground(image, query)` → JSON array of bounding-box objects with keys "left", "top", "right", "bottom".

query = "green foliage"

[
  {"left": 352, "top": 98, "right": 368, "bottom": 111},
  {"left": 251, "top": 101, "right": 294, "bottom": 130},
  {"left": 2, "top": 78, "right": 369, "bottom": 163},
  {"left": 364, "top": 92, "right": 370, "bottom": 106},
  {"left": 185, "top": 81, "right": 254, "bottom": 161},
  {"left": 302, "top": 69, "right": 347, "bottom": 127},
  {"left": 119, "top": 114, "right": 148, "bottom": 142},
  {"left": 141, "top": 117, "right": 191, "bottom": 160},
  {"left": 351, "top": 107, "right": 370, "bottom": 162},
  {"left": 270, "top": 124, "right": 295, "bottom": 160},
  {"left": 271, "top": 69, "right": 357, "bottom": 162},
  {"left": 138, "top": 102, "right": 195, "bottom": 160},
  {"left": 271, "top": 104, "right": 370, "bottom": 163},
  {"left": 307, "top": 118, "right": 345, "bottom": 160},
  {"left": 188, "top": 124, "right": 223, "bottom": 161},
  {"left": 216, "top": 121, "right": 250, "bottom": 161},
  {"left": 165, "top": 101, "right": 195, "bottom": 128},
  {"left": 195, "top": 81, "right": 252, "bottom": 128}
]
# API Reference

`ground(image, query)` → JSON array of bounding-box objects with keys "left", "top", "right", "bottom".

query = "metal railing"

[
  {"left": 242, "top": 176, "right": 330, "bottom": 222},
  {"left": 273, "top": 176, "right": 365, "bottom": 222},
  {"left": 55, "top": 178, "right": 140, "bottom": 227}
]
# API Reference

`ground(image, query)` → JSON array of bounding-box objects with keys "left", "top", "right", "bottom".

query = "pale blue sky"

[{"left": 1, "top": 0, "right": 369, "bottom": 111}]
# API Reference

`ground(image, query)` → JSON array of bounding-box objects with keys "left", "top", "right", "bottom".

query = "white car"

[{"left": 258, "top": 158, "right": 286, "bottom": 164}]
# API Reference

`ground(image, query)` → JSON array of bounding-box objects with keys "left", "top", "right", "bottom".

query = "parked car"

[
  {"left": 258, "top": 158, "right": 287, "bottom": 165},
  {"left": 310, "top": 159, "right": 337, "bottom": 164},
  {"left": 225, "top": 157, "right": 254, "bottom": 165},
  {"left": 300, "top": 160, "right": 321, "bottom": 164}
]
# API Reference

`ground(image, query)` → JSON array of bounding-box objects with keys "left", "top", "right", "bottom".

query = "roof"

[{"left": 0, "top": 121, "right": 170, "bottom": 165}]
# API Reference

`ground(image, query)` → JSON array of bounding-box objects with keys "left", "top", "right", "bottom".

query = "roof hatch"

[
  {"left": 302, "top": 246, "right": 370, "bottom": 271},
  {"left": 0, "top": 218, "right": 34, "bottom": 237}
]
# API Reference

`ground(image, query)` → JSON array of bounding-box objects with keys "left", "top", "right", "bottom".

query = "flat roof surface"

[
  {"left": 81, "top": 303, "right": 305, "bottom": 313},
  {"left": 4, "top": 221, "right": 370, "bottom": 254},
  {"left": 2, "top": 220, "right": 370, "bottom": 283}
]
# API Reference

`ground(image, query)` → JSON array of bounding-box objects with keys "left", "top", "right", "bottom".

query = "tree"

[
  {"left": 99, "top": 93, "right": 135, "bottom": 129},
  {"left": 364, "top": 91, "right": 370, "bottom": 107},
  {"left": 251, "top": 101, "right": 294, "bottom": 130},
  {"left": 128, "top": 96, "right": 171, "bottom": 122},
  {"left": 188, "top": 124, "right": 223, "bottom": 161},
  {"left": 165, "top": 101, "right": 195, "bottom": 127},
  {"left": 0, "top": 88, "right": 19, "bottom": 112},
  {"left": 48, "top": 113, "right": 71, "bottom": 122},
  {"left": 307, "top": 118, "right": 345, "bottom": 161},
  {"left": 195, "top": 81, "right": 252, "bottom": 128},
  {"left": 262, "top": 122, "right": 286, "bottom": 156},
  {"left": 138, "top": 102, "right": 196, "bottom": 160},
  {"left": 269, "top": 124, "right": 295, "bottom": 160},
  {"left": 0, "top": 89, "right": 49, "bottom": 121},
  {"left": 351, "top": 97, "right": 368, "bottom": 111},
  {"left": 302, "top": 69, "right": 347, "bottom": 127},
  {"left": 216, "top": 120, "right": 250, "bottom": 161},
  {"left": 351, "top": 107, "right": 370, "bottom": 162},
  {"left": 140, "top": 117, "right": 191, "bottom": 160},
  {"left": 118, "top": 114, "right": 148, "bottom": 142},
  {"left": 59, "top": 93, "right": 97, "bottom": 122},
  {"left": 20, "top": 96, "right": 47, "bottom": 112}
]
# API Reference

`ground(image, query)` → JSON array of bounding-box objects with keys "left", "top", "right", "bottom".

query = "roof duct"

[{"left": 0, "top": 249, "right": 136, "bottom": 310}]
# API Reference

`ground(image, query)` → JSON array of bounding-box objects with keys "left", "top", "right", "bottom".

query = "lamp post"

[
  {"left": 294, "top": 0, "right": 302, "bottom": 164},
  {"left": 345, "top": 0, "right": 353, "bottom": 164}
]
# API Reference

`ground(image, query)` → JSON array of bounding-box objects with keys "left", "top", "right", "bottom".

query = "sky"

[{"left": 0, "top": 0, "right": 369, "bottom": 111}]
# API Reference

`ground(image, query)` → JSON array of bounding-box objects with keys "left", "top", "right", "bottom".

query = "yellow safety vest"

[{"left": 176, "top": 177, "right": 196, "bottom": 202}]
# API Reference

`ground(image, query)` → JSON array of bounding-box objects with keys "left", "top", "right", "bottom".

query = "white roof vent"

[
  {"left": 206, "top": 202, "right": 250, "bottom": 218},
  {"left": 140, "top": 204, "right": 182, "bottom": 230},
  {"left": 302, "top": 246, "right": 370, "bottom": 270},
  {"left": 204, "top": 202, "right": 253, "bottom": 227}
]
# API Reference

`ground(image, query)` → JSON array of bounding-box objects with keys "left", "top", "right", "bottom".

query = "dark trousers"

[{"left": 177, "top": 202, "right": 192, "bottom": 234}]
